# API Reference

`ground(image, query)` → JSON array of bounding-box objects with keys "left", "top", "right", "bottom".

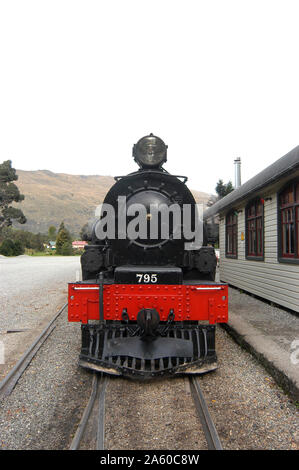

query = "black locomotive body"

[{"left": 68, "top": 134, "right": 228, "bottom": 378}]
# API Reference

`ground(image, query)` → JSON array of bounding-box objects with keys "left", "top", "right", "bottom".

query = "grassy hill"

[{"left": 14, "top": 169, "right": 211, "bottom": 235}]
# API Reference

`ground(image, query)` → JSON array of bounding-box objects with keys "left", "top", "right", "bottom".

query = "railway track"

[
  {"left": 0, "top": 297, "right": 223, "bottom": 451},
  {"left": 0, "top": 293, "right": 222, "bottom": 450},
  {"left": 70, "top": 373, "right": 222, "bottom": 450},
  {"left": 0, "top": 302, "right": 68, "bottom": 399},
  {"left": 70, "top": 372, "right": 108, "bottom": 450},
  {"left": 189, "top": 376, "right": 223, "bottom": 450}
]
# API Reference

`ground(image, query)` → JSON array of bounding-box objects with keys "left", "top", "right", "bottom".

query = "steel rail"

[
  {"left": 96, "top": 375, "right": 108, "bottom": 450},
  {"left": 0, "top": 302, "right": 68, "bottom": 399},
  {"left": 189, "top": 376, "right": 223, "bottom": 450},
  {"left": 69, "top": 372, "right": 98, "bottom": 450},
  {"left": 70, "top": 372, "right": 108, "bottom": 450}
]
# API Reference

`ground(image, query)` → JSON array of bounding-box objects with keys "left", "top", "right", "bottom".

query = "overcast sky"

[{"left": 0, "top": 1, "right": 298, "bottom": 194}]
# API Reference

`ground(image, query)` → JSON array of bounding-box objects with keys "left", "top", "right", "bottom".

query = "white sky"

[{"left": 0, "top": 0, "right": 298, "bottom": 194}]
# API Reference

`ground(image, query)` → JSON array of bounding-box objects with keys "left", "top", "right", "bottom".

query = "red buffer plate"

[{"left": 68, "top": 283, "right": 228, "bottom": 325}]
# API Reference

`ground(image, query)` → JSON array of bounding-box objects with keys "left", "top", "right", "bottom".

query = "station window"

[
  {"left": 278, "top": 180, "right": 299, "bottom": 263},
  {"left": 226, "top": 211, "right": 238, "bottom": 258},
  {"left": 245, "top": 198, "right": 264, "bottom": 260}
]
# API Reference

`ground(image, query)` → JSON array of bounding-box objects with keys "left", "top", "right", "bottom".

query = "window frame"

[
  {"left": 245, "top": 197, "right": 264, "bottom": 261},
  {"left": 277, "top": 180, "right": 299, "bottom": 264},
  {"left": 225, "top": 210, "right": 238, "bottom": 259}
]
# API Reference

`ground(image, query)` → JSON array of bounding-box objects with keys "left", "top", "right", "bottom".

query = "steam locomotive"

[{"left": 68, "top": 134, "right": 228, "bottom": 378}]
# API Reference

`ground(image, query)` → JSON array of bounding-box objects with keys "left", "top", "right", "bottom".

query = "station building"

[{"left": 204, "top": 146, "right": 299, "bottom": 313}]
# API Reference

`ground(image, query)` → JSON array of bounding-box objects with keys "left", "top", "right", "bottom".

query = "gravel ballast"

[
  {"left": 0, "top": 256, "right": 80, "bottom": 380},
  {"left": 104, "top": 327, "right": 298, "bottom": 450},
  {"left": 0, "top": 318, "right": 298, "bottom": 450},
  {"left": 0, "top": 309, "right": 93, "bottom": 450},
  {"left": 0, "top": 257, "right": 297, "bottom": 450}
]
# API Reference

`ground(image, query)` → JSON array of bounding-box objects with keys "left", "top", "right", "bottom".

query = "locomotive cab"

[{"left": 68, "top": 135, "right": 228, "bottom": 378}]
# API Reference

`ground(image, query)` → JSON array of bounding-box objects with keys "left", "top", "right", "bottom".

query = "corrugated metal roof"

[{"left": 204, "top": 145, "right": 299, "bottom": 219}]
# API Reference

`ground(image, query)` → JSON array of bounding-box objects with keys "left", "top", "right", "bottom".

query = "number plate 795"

[{"left": 136, "top": 273, "right": 158, "bottom": 283}]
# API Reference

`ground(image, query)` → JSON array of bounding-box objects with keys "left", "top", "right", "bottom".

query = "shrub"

[
  {"left": 14, "top": 240, "right": 25, "bottom": 255},
  {"left": 56, "top": 223, "right": 72, "bottom": 255},
  {"left": 60, "top": 241, "right": 73, "bottom": 256},
  {"left": 0, "top": 238, "right": 24, "bottom": 256}
]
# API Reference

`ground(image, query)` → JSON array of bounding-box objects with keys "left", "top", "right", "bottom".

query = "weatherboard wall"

[{"left": 219, "top": 192, "right": 299, "bottom": 313}]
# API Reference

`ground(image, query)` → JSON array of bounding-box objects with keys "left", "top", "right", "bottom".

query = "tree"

[
  {"left": 56, "top": 221, "right": 73, "bottom": 255},
  {"left": 60, "top": 241, "right": 73, "bottom": 256},
  {"left": 34, "top": 233, "right": 45, "bottom": 252},
  {"left": 215, "top": 179, "right": 234, "bottom": 199},
  {"left": 14, "top": 240, "right": 25, "bottom": 255},
  {"left": 12, "top": 229, "right": 45, "bottom": 251},
  {"left": 80, "top": 223, "right": 89, "bottom": 241},
  {"left": 207, "top": 179, "right": 234, "bottom": 208},
  {"left": 48, "top": 225, "right": 57, "bottom": 241},
  {"left": 0, "top": 160, "right": 26, "bottom": 231},
  {"left": 0, "top": 225, "right": 13, "bottom": 243},
  {"left": 0, "top": 238, "right": 24, "bottom": 256},
  {"left": 58, "top": 221, "right": 65, "bottom": 233},
  {"left": 0, "top": 239, "right": 15, "bottom": 256}
]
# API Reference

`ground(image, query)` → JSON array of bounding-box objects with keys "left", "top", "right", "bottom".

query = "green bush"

[
  {"left": 0, "top": 238, "right": 25, "bottom": 256},
  {"left": 56, "top": 222, "right": 72, "bottom": 255},
  {"left": 14, "top": 240, "right": 25, "bottom": 255},
  {"left": 60, "top": 242, "right": 73, "bottom": 256}
]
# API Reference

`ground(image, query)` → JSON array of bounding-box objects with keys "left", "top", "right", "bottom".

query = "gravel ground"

[
  {"left": 0, "top": 256, "right": 80, "bottom": 331},
  {"left": 105, "top": 376, "right": 208, "bottom": 450},
  {"left": 0, "top": 319, "right": 298, "bottom": 450},
  {"left": 199, "top": 326, "right": 299, "bottom": 450},
  {"left": 105, "top": 327, "right": 298, "bottom": 450},
  {"left": 0, "top": 256, "right": 80, "bottom": 380},
  {"left": 225, "top": 286, "right": 299, "bottom": 401},
  {"left": 0, "top": 257, "right": 297, "bottom": 450},
  {"left": 228, "top": 286, "right": 299, "bottom": 353},
  {"left": 0, "top": 309, "right": 93, "bottom": 450}
]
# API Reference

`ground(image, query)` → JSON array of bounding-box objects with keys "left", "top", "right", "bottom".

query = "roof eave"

[{"left": 204, "top": 146, "right": 299, "bottom": 219}]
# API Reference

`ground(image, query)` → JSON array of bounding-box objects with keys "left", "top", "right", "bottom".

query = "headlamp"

[{"left": 133, "top": 134, "right": 167, "bottom": 169}]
